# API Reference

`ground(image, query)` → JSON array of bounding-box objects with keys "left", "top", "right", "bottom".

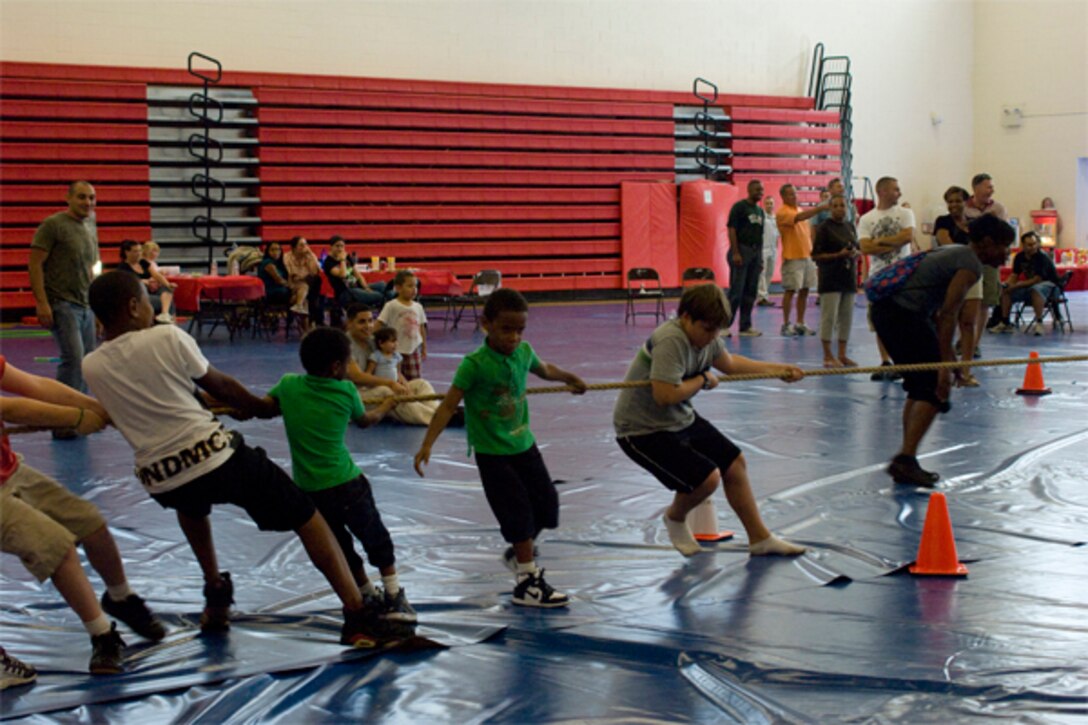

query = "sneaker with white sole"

[
  {"left": 0, "top": 647, "right": 37, "bottom": 690},
  {"left": 780, "top": 323, "right": 797, "bottom": 337},
  {"left": 382, "top": 588, "right": 418, "bottom": 623},
  {"left": 1025, "top": 321, "right": 1044, "bottom": 336},
  {"left": 794, "top": 324, "right": 816, "bottom": 336},
  {"left": 738, "top": 328, "right": 763, "bottom": 337},
  {"left": 512, "top": 569, "right": 569, "bottom": 608}
]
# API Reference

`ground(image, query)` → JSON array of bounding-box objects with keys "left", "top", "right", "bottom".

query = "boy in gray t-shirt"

[{"left": 613, "top": 284, "right": 807, "bottom": 558}]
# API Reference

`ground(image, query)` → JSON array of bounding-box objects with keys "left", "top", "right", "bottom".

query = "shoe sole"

[
  {"left": 0, "top": 675, "right": 37, "bottom": 689},
  {"left": 381, "top": 612, "right": 418, "bottom": 623},
  {"left": 89, "top": 664, "right": 125, "bottom": 676}
]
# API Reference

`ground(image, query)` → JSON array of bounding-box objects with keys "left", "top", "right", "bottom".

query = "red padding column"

[
  {"left": 678, "top": 181, "right": 740, "bottom": 287},
  {"left": 621, "top": 181, "right": 678, "bottom": 286}
]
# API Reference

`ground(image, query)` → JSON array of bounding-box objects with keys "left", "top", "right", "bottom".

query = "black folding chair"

[
  {"left": 451, "top": 270, "right": 501, "bottom": 330},
  {"left": 681, "top": 267, "right": 716, "bottom": 286},
  {"left": 625, "top": 267, "right": 666, "bottom": 324}
]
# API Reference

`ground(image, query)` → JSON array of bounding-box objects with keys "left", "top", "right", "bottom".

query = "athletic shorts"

[
  {"left": 151, "top": 433, "right": 315, "bottom": 532},
  {"left": 780, "top": 259, "right": 817, "bottom": 291},
  {"left": 616, "top": 415, "right": 742, "bottom": 494},
  {"left": 475, "top": 444, "right": 558, "bottom": 544},
  {"left": 869, "top": 298, "right": 942, "bottom": 407},
  {"left": 1, "top": 459, "right": 105, "bottom": 581}
]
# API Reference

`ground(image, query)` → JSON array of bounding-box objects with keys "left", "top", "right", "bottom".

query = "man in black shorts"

[{"left": 613, "top": 284, "right": 807, "bottom": 558}]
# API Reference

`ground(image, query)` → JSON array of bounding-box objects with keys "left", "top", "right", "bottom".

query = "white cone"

[{"left": 686, "top": 498, "right": 734, "bottom": 542}]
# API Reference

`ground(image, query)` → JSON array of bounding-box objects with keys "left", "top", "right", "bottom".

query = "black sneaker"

[
  {"left": 200, "top": 572, "right": 234, "bottom": 633},
  {"left": 382, "top": 588, "right": 417, "bottom": 624},
  {"left": 512, "top": 569, "right": 569, "bottom": 608},
  {"left": 0, "top": 647, "right": 37, "bottom": 690},
  {"left": 886, "top": 455, "right": 940, "bottom": 487},
  {"left": 101, "top": 592, "right": 166, "bottom": 641},
  {"left": 870, "top": 361, "right": 895, "bottom": 382},
  {"left": 89, "top": 623, "right": 126, "bottom": 675},
  {"left": 340, "top": 606, "right": 379, "bottom": 648}
]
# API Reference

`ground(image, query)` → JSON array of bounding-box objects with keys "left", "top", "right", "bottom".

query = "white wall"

[
  {"left": 973, "top": 0, "right": 1088, "bottom": 249},
  {"left": 1, "top": 0, "right": 977, "bottom": 224}
]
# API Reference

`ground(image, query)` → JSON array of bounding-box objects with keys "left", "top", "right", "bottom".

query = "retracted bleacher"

[{"left": 1, "top": 61, "right": 838, "bottom": 309}]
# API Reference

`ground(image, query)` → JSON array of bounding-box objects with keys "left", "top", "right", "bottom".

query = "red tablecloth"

[
  {"left": 1000, "top": 265, "right": 1088, "bottom": 292},
  {"left": 168, "top": 275, "right": 266, "bottom": 312},
  {"left": 319, "top": 268, "right": 464, "bottom": 299}
]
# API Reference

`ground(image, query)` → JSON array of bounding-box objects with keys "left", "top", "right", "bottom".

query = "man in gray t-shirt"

[
  {"left": 28, "top": 182, "right": 101, "bottom": 415},
  {"left": 613, "top": 284, "right": 806, "bottom": 559},
  {"left": 869, "top": 215, "right": 1014, "bottom": 488}
]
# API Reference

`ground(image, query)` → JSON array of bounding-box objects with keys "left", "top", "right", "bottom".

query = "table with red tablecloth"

[
  {"left": 167, "top": 275, "right": 265, "bottom": 339},
  {"left": 319, "top": 268, "right": 464, "bottom": 298},
  {"left": 999, "top": 265, "right": 1088, "bottom": 291}
]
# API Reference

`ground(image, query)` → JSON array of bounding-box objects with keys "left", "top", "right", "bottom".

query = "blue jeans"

[{"left": 49, "top": 300, "right": 96, "bottom": 392}]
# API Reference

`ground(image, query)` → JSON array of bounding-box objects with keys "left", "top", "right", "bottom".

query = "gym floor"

[{"left": 2, "top": 294, "right": 1086, "bottom": 723}]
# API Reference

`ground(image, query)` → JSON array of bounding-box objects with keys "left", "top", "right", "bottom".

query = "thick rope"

[{"left": 5, "top": 354, "right": 1085, "bottom": 436}]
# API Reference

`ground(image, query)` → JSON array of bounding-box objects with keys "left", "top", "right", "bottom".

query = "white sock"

[
  {"left": 84, "top": 614, "right": 111, "bottom": 637},
  {"left": 749, "top": 534, "right": 806, "bottom": 557},
  {"left": 381, "top": 574, "right": 400, "bottom": 597},
  {"left": 106, "top": 582, "right": 133, "bottom": 602},
  {"left": 360, "top": 580, "right": 379, "bottom": 597},
  {"left": 516, "top": 560, "right": 538, "bottom": 580},
  {"left": 663, "top": 514, "right": 702, "bottom": 557}
]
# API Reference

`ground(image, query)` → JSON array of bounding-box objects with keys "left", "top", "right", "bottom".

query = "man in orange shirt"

[{"left": 775, "top": 184, "right": 830, "bottom": 336}]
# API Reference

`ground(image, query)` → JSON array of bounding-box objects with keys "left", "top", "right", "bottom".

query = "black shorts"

[
  {"left": 307, "top": 475, "right": 395, "bottom": 572},
  {"left": 475, "top": 444, "right": 558, "bottom": 544},
  {"left": 151, "top": 434, "right": 315, "bottom": 532},
  {"left": 617, "top": 415, "right": 742, "bottom": 494},
  {"left": 870, "top": 298, "right": 941, "bottom": 406}
]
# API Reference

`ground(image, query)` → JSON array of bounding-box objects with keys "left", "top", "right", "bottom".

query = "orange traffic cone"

[
  {"left": 909, "top": 492, "right": 968, "bottom": 576},
  {"left": 1016, "top": 351, "right": 1051, "bottom": 396},
  {"left": 686, "top": 498, "right": 734, "bottom": 542}
]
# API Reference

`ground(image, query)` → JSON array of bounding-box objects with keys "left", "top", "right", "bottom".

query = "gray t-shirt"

[
  {"left": 894, "top": 245, "right": 982, "bottom": 315},
  {"left": 350, "top": 338, "right": 373, "bottom": 375},
  {"left": 613, "top": 319, "right": 726, "bottom": 437},
  {"left": 31, "top": 211, "right": 99, "bottom": 306}
]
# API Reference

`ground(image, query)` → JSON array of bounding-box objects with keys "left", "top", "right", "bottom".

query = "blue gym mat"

[{"left": 2, "top": 297, "right": 1086, "bottom": 722}]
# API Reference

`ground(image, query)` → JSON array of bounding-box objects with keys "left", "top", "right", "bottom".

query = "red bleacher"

[{"left": 1, "top": 60, "right": 838, "bottom": 308}]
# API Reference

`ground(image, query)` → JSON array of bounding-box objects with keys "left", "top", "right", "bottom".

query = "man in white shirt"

[
  {"left": 858, "top": 177, "right": 915, "bottom": 381},
  {"left": 756, "top": 196, "right": 780, "bottom": 306}
]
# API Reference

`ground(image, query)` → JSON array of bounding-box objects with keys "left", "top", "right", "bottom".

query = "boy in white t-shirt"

[
  {"left": 82, "top": 271, "right": 380, "bottom": 647},
  {"left": 858, "top": 176, "right": 915, "bottom": 381},
  {"left": 375, "top": 271, "right": 427, "bottom": 381}
]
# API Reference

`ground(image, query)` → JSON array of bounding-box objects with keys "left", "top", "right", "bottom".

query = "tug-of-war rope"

[{"left": 5, "top": 355, "right": 1086, "bottom": 436}]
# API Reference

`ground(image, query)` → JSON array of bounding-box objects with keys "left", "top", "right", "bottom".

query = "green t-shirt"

[
  {"left": 31, "top": 211, "right": 100, "bottom": 306},
  {"left": 268, "top": 373, "right": 364, "bottom": 491},
  {"left": 452, "top": 341, "right": 542, "bottom": 456}
]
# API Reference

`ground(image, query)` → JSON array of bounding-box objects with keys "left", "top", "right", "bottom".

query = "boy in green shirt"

[
  {"left": 264, "top": 327, "right": 416, "bottom": 632},
  {"left": 414, "top": 289, "right": 586, "bottom": 608}
]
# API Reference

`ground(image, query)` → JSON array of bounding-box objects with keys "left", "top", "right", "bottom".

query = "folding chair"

[
  {"left": 625, "top": 267, "right": 666, "bottom": 324},
  {"left": 1011, "top": 270, "right": 1074, "bottom": 332},
  {"left": 681, "top": 267, "right": 716, "bottom": 287},
  {"left": 451, "top": 270, "right": 501, "bottom": 330}
]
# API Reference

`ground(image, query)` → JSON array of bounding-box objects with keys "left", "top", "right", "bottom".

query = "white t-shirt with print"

[
  {"left": 858, "top": 205, "right": 916, "bottom": 278},
  {"left": 377, "top": 300, "right": 427, "bottom": 355},
  {"left": 84, "top": 325, "right": 233, "bottom": 494}
]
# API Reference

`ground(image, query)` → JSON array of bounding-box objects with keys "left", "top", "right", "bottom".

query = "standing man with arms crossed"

[
  {"left": 858, "top": 177, "right": 915, "bottom": 381},
  {"left": 963, "top": 173, "right": 1010, "bottom": 333},
  {"left": 28, "top": 182, "right": 101, "bottom": 438},
  {"left": 726, "top": 180, "right": 767, "bottom": 337},
  {"left": 756, "top": 196, "right": 779, "bottom": 307}
]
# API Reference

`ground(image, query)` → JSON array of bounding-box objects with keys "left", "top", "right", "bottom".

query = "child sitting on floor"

[
  {"left": 375, "top": 271, "right": 427, "bottom": 381},
  {"left": 365, "top": 327, "right": 441, "bottom": 426},
  {"left": 82, "top": 271, "right": 379, "bottom": 648},
  {"left": 0, "top": 355, "right": 164, "bottom": 678},
  {"left": 345, "top": 302, "right": 452, "bottom": 426},
  {"left": 263, "top": 327, "right": 416, "bottom": 631},
  {"left": 414, "top": 288, "right": 587, "bottom": 608}
]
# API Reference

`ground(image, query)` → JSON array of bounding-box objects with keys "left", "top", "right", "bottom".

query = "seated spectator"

[
  {"left": 258, "top": 241, "right": 291, "bottom": 306},
  {"left": 284, "top": 236, "right": 323, "bottom": 329},
  {"left": 322, "top": 236, "right": 386, "bottom": 309},
  {"left": 118, "top": 240, "right": 173, "bottom": 323},
  {"left": 364, "top": 327, "right": 440, "bottom": 426},
  {"left": 992, "top": 231, "right": 1059, "bottom": 335}
]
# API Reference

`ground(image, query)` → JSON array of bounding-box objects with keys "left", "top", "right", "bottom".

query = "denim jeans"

[{"left": 49, "top": 300, "right": 96, "bottom": 392}]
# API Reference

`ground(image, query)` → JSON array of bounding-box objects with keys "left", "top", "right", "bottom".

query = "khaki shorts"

[
  {"left": 781, "top": 259, "right": 817, "bottom": 291},
  {"left": 981, "top": 265, "right": 1001, "bottom": 306},
  {"left": 966, "top": 276, "right": 984, "bottom": 301},
  {"left": 1, "top": 458, "right": 105, "bottom": 581}
]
